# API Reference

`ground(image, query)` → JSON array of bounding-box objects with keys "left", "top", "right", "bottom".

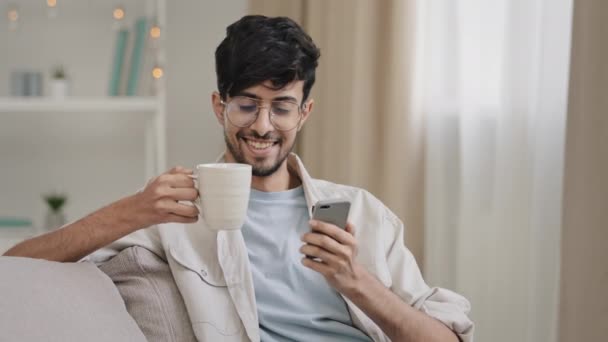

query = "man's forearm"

[
  {"left": 2, "top": 195, "right": 141, "bottom": 262},
  {"left": 3, "top": 167, "right": 198, "bottom": 262},
  {"left": 345, "top": 267, "right": 459, "bottom": 342}
]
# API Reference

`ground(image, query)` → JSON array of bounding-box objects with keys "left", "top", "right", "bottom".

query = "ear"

[
  {"left": 211, "top": 92, "right": 225, "bottom": 127},
  {"left": 297, "top": 98, "right": 314, "bottom": 131}
]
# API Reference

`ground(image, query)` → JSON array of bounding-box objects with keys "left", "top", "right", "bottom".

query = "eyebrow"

[{"left": 235, "top": 91, "right": 299, "bottom": 103}]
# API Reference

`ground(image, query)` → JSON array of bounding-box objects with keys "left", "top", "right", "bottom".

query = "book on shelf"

[
  {"left": 126, "top": 17, "right": 148, "bottom": 96},
  {"left": 140, "top": 23, "right": 157, "bottom": 96},
  {"left": 108, "top": 29, "right": 129, "bottom": 96},
  {"left": 0, "top": 217, "right": 33, "bottom": 228},
  {"left": 10, "top": 71, "right": 43, "bottom": 97}
]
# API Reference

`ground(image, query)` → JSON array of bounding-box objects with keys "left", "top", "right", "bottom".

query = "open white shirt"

[{"left": 88, "top": 153, "right": 474, "bottom": 342}]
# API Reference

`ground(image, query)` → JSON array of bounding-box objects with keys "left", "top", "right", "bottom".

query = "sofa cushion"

[
  {"left": 98, "top": 246, "right": 197, "bottom": 342},
  {"left": 0, "top": 256, "right": 147, "bottom": 342}
]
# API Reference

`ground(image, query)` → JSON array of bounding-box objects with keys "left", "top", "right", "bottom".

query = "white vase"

[
  {"left": 44, "top": 210, "right": 66, "bottom": 231},
  {"left": 50, "top": 79, "right": 69, "bottom": 98}
]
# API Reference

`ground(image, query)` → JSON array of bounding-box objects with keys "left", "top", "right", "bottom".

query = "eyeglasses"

[{"left": 220, "top": 96, "right": 303, "bottom": 131}]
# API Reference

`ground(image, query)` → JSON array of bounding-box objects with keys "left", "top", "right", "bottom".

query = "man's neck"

[
  {"left": 223, "top": 152, "right": 301, "bottom": 192},
  {"left": 251, "top": 162, "right": 300, "bottom": 192}
]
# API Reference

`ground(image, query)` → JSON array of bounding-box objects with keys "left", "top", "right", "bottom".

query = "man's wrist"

[
  {"left": 104, "top": 194, "right": 143, "bottom": 234},
  {"left": 343, "top": 264, "right": 379, "bottom": 301}
]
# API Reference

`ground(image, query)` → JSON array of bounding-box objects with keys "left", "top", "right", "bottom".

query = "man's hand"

[
  {"left": 299, "top": 220, "right": 366, "bottom": 296},
  {"left": 133, "top": 166, "right": 199, "bottom": 228},
  {"left": 300, "top": 221, "right": 460, "bottom": 342}
]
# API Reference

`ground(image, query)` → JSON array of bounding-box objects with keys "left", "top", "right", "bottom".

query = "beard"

[{"left": 224, "top": 129, "right": 295, "bottom": 177}]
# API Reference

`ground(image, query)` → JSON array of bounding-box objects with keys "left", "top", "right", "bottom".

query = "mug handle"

[{"left": 188, "top": 173, "right": 203, "bottom": 218}]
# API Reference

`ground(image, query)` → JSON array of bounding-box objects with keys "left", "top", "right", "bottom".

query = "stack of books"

[
  {"left": 10, "top": 71, "right": 43, "bottom": 97},
  {"left": 108, "top": 17, "right": 153, "bottom": 97}
]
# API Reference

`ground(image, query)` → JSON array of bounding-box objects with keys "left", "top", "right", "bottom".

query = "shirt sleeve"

[
  {"left": 382, "top": 213, "right": 475, "bottom": 342},
  {"left": 80, "top": 225, "right": 163, "bottom": 266}
]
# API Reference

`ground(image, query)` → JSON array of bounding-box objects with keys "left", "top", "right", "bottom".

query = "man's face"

[{"left": 212, "top": 81, "right": 312, "bottom": 177}]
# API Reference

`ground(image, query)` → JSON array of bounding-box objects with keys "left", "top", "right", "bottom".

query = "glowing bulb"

[
  {"left": 8, "top": 9, "right": 18, "bottom": 21},
  {"left": 152, "top": 67, "right": 163, "bottom": 79},
  {"left": 47, "top": 0, "right": 57, "bottom": 8},
  {"left": 113, "top": 7, "right": 124, "bottom": 20},
  {"left": 150, "top": 25, "right": 161, "bottom": 39}
]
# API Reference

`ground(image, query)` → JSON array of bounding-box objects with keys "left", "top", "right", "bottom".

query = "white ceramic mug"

[{"left": 193, "top": 163, "right": 252, "bottom": 231}]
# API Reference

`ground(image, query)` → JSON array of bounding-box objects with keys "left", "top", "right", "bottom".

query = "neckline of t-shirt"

[{"left": 250, "top": 185, "right": 304, "bottom": 201}]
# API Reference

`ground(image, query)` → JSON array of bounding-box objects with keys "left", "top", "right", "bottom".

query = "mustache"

[{"left": 237, "top": 131, "right": 281, "bottom": 141}]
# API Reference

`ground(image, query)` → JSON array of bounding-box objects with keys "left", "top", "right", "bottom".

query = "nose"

[{"left": 249, "top": 106, "right": 274, "bottom": 136}]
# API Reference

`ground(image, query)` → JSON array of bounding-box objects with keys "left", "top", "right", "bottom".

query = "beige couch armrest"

[{"left": 0, "top": 256, "right": 146, "bottom": 342}]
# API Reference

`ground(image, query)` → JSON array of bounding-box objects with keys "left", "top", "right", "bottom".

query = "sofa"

[{"left": 0, "top": 246, "right": 197, "bottom": 342}]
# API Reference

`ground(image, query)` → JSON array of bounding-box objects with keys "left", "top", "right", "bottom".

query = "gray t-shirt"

[{"left": 242, "top": 186, "right": 372, "bottom": 342}]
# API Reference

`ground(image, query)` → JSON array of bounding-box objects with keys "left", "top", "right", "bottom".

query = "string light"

[
  {"left": 7, "top": 5, "right": 19, "bottom": 31},
  {"left": 152, "top": 66, "right": 164, "bottom": 79},
  {"left": 46, "top": 0, "right": 58, "bottom": 18},
  {"left": 8, "top": 8, "right": 18, "bottom": 21},
  {"left": 150, "top": 25, "right": 161, "bottom": 39},
  {"left": 113, "top": 6, "right": 125, "bottom": 20}
]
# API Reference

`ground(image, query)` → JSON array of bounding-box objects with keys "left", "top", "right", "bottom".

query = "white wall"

[
  {"left": 0, "top": 0, "right": 246, "bottom": 229},
  {"left": 165, "top": 0, "right": 247, "bottom": 168},
  {"left": 0, "top": 1, "right": 146, "bottom": 97}
]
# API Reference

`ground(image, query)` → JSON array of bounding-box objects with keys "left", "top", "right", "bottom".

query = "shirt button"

[{"left": 200, "top": 269, "right": 208, "bottom": 276}]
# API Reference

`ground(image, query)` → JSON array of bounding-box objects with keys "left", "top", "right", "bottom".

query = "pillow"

[
  {"left": 98, "top": 246, "right": 197, "bottom": 342},
  {"left": 0, "top": 256, "right": 146, "bottom": 342}
]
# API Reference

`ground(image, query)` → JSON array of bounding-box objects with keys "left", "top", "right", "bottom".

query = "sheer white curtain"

[{"left": 417, "top": 1, "right": 573, "bottom": 341}]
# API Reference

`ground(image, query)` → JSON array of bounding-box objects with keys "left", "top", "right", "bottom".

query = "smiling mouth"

[{"left": 242, "top": 137, "right": 279, "bottom": 150}]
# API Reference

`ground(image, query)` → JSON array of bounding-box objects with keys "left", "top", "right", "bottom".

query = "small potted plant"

[
  {"left": 43, "top": 191, "right": 67, "bottom": 231},
  {"left": 50, "top": 65, "right": 69, "bottom": 98}
]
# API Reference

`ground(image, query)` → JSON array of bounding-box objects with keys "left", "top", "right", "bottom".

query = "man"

[{"left": 4, "top": 15, "right": 473, "bottom": 342}]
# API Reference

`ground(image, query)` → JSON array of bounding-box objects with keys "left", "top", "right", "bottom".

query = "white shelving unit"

[
  {"left": 0, "top": 96, "right": 166, "bottom": 178},
  {"left": 0, "top": 0, "right": 167, "bottom": 249},
  {"left": 0, "top": 97, "right": 157, "bottom": 113}
]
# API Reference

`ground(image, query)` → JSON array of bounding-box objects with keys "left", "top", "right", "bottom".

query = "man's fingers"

[
  {"left": 167, "top": 188, "right": 198, "bottom": 201},
  {"left": 300, "top": 244, "right": 341, "bottom": 267},
  {"left": 302, "top": 232, "right": 342, "bottom": 251},
  {"left": 165, "top": 214, "right": 198, "bottom": 224},
  {"left": 309, "top": 220, "right": 356, "bottom": 246},
  {"left": 302, "top": 229, "right": 358, "bottom": 261},
  {"left": 168, "top": 166, "right": 194, "bottom": 175},
  {"left": 167, "top": 201, "right": 199, "bottom": 218},
  {"left": 161, "top": 173, "right": 195, "bottom": 188},
  {"left": 301, "top": 257, "right": 332, "bottom": 277}
]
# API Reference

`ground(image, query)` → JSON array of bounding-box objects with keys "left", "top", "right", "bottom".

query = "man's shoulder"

[{"left": 310, "top": 178, "right": 369, "bottom": 198}]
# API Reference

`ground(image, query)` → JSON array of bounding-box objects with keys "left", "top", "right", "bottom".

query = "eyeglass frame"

[{"left": 220, "top": 96, "right": 306, "bottom": 132}]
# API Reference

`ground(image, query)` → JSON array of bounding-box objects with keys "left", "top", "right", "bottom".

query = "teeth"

[{"left": 245, "top": 139, "right": 274, "bottom": 149}]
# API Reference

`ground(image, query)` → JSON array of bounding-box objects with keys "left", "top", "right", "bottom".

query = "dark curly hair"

[{"left": 215, "top": 15, "right": 321, "bottom": 104}]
